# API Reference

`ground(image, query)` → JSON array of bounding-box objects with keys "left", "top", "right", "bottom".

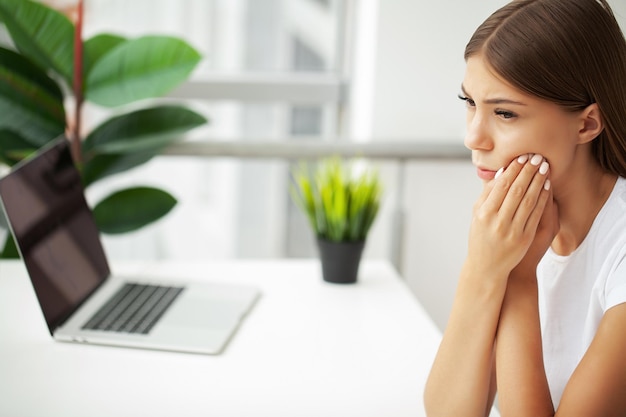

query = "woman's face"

[{"left": 462, "top": 55, "right": 582, "bottom": 185}]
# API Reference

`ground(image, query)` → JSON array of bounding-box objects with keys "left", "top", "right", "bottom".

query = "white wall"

[{"left": 350, "top": 0, "right": 626, "bottom": 330}]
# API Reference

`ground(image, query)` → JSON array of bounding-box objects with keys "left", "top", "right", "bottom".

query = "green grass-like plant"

[{"left": 290, "top": 157, "right": 382, "bottom": 242}]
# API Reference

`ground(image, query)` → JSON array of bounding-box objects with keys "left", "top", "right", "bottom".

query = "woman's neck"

[{"left": 551, "top": 162, "right": 617, "bottom": 256}]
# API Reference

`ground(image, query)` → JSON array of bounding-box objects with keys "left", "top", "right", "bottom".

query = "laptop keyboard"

[{"left": 82, "top": 283, "right": 185, "bottom": 335}]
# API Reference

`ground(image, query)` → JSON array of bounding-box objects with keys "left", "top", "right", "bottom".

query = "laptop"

[{"left": 0, "top": 137, "right": 260, "bottom": 355}]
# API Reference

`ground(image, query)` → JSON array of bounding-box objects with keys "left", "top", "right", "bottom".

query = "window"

[{"left": 78, "top": 0, "right": 349, "bottom": 259}]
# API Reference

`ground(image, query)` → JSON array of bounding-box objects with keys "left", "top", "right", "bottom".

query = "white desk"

[{"left": 0, "top": 259, "right": 452, "bottom": 417}]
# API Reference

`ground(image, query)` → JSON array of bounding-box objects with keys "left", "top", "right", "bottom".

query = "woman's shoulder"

[
  {"left": 585, "top": 177, "right": 626, "bottom": 259},
  {"left": 600, "top": 176, "right": 626, "bottom": 218},
  {"left": 614, "top": 176, "right": 626, "bottom": 196}
]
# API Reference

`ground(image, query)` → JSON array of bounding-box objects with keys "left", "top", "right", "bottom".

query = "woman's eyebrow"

[{"left": 460, "top": 84, "right": 527, "bottom": 106}]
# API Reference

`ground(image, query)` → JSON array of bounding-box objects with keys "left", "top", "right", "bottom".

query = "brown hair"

[{"left": 465, "top": 0, "right": 626, "bottom": 177}]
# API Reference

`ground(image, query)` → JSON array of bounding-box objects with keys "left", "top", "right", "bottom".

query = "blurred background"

[{"left": 5, "top": 0, "right": 626, "bottom": 331}]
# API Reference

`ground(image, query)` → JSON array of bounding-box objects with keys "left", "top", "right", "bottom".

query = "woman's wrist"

[{"left": 459, "top": 259, "right": 510, "bottom": 301}]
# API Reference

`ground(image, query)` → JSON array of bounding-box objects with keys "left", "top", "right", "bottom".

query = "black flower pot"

[{"left": 316, "top": 238, "right": 366, "bottom": 284}]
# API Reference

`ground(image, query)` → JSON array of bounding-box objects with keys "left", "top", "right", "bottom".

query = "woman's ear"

[{"left": 578, "top": 103, "right": 604, "bottom": 144}]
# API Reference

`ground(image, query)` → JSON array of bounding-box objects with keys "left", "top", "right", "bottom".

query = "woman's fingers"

[
  {"left": 520, "top": 170, "right": 551, "bottom": 235},
  {"left": 479, "top": 155, "right": 527, "bottom": 214},
  {"left": 510, "top": 156, "right": 550, "bottom": 231},
  {"left": 489, "top": 154, "right": 550, "bottom": 226}
]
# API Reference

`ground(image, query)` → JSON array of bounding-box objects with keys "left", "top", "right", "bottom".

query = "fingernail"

[
  {"left": 539, "top": 161, "right": 549, "bottom": 175},
  {"left": 517, "top": 154, "right": 529, "bottom": 164},
  {"left": 544, "top": 179, "right": 551, "bottom": 190},
  {"left": 530, "top": 154, "right": 543, "bottom": 166},
  {"left": 495, "top": 167, "right": 504, "bottom": 179}
]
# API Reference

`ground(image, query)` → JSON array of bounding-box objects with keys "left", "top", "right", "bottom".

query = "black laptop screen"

[{"left": 0, "top": 138, "right": 109, "bottom": 333}]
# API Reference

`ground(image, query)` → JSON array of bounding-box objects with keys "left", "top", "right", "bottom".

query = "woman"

[{"left": 424, "top": 0, "right": 626, "bottom": 416}]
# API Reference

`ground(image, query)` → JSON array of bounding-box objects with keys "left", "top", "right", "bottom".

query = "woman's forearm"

[
  {"left": 495, "top": 269, "right": 553, "bottom": 417},
  {"left": 424, "top": 260, "right": 508, "bottom": 417}
]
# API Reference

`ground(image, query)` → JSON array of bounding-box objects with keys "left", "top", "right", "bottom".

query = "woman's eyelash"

[
  {"left": 458, "top": 95, "right": 517, "bottom": 119},
  {"left": 457, "top": 94, "right": 475, "bottom": 106},
  {"left": 495, "top": 110, "right": 517, "bottom": 119}
]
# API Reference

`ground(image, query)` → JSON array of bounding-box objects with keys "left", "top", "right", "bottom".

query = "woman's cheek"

[{"left": 496, "top": 129, "right": 527, "bottom": 156}]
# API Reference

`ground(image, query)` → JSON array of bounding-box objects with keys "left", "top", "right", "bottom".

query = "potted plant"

[
  {"left": 0, "top": 0, "right": 208, "bottom": 258},
  {"left": 290, "top": 157, "right": 382, "bottom": 284}
]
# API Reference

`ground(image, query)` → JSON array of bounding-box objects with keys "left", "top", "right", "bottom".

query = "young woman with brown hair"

[{"left": 424, "top": 0, "right": 626, "bottom": 415}]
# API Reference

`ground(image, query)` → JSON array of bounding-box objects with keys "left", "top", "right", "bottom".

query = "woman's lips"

[{"left": 476, "top": 167, "right": 497, "bottom": 180}]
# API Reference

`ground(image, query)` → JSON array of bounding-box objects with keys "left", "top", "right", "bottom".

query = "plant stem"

[{"left": 71, "top": 0, "right": 84, "bottom": 165}]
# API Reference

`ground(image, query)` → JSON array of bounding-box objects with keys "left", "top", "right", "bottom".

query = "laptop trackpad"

[{"left": 162, "top": 296, "right": 245, "bottom": 330}]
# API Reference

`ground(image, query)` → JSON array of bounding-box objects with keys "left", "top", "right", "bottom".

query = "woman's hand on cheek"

[{"left": 467, "top": 154, "right": 552, "bottom": 278}]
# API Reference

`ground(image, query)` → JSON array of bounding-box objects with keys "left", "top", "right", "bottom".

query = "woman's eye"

[
  {"left": 457, "top": 94, "right": 475, "bottom": 107},
  {"left": 495, "top": 110, "right": 517, "bottom": 119}
]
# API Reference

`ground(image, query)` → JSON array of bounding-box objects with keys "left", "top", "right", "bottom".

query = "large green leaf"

[
  {"left": 0, "top": 0, "right": 74, "bottom": 85},
  {"left": 81, "top": 152, "right": 156, "bottom": 187},
  {"left": 0, "top": 203, "right": 8, "bottom": 229},
  {"left": 0, "top": 129, "right": 37, "bottom": 166},
  {"left": 0, "top": 47, "right": 66, "bottom": 146},
  {"left": 83, "top": 33, "right": 126, "bottom": 82},
  {"left": 83, "top": 105, "right": 207, "bottom": 154},
  {"left": 92, "top": 187, "right": 177, "bottom": 234},
  {"left": 85, "top": 36, "right": 201, "bottom": 107}
]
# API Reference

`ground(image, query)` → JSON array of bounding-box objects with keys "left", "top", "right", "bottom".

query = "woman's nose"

[{"left": 464, "top": 115, "right": 493, "bottom": 151}]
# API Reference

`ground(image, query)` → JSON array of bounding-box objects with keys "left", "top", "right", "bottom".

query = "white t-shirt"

[{"left": 537, "top": 176, "right": 626, "bottom": 407}]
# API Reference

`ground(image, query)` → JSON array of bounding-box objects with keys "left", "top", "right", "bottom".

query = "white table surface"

[{"left": 0, "top": 259, "right": 451, "bottom": 417}]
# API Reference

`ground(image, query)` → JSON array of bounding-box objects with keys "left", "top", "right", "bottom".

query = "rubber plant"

[{"left": 0, "top": 0, "right": 208, "bottom": 258}]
